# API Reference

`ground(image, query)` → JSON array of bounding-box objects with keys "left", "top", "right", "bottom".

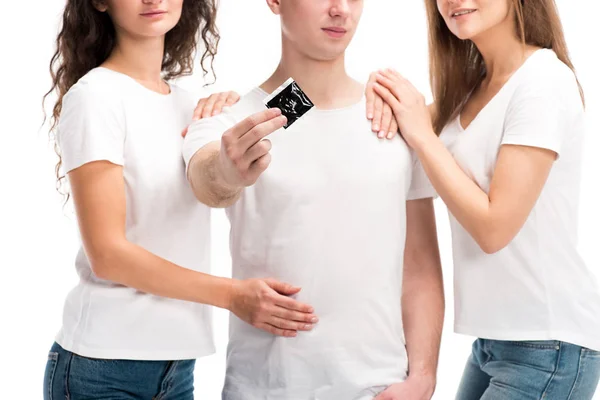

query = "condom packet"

[{"left": 263, "top": 78, "right": 314, "bottom": 129}]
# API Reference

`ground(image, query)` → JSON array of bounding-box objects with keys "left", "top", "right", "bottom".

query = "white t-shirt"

[
  {"left": 440, "top": 49, "right": 600, "bottom": 351},
  {"left": 183, "top": 88, "right": 436, "bottom": 400},
  {"left": 55, "top": 67, "right": 215, "bottom": 360}
]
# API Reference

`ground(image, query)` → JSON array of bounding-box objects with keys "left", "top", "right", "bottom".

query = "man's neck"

[{"left": 261, "top": 41, "right": 363, "bottom": 110}]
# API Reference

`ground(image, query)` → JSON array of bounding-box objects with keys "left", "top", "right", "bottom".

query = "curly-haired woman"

[{"left": 42, "top": 1, "right": 316, "bottom": 398}]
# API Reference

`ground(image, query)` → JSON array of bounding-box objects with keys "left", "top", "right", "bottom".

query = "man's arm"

[
  {"left": 375, "top": 198, "right": 444, "bottom": 400},
  {"left": 186, "top": 108, "right": 287, "bottom": 208},
  {"left": 187, "top": 141, "right": 243, "bottom": 208},
  {"left": 403, "top": 198, "right": 444, "bottom": 382}
]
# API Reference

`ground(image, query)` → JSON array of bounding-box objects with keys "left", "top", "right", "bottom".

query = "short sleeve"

[
  {"left": 182, "top": 111, "right": 237, "bottom": 174},
  {"left": 407, "top": 149, "right": 437, "bottom": 201},
  {"left": 57, "top": 83, "right": 126, "bottom": 174},
  {"left": 501, "top": 71, "right": 579, "bottom": 158}
]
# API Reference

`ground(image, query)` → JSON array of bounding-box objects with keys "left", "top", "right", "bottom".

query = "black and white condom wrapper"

[{"left": 263, "top": 78, "right": 314, "bottom": 129}]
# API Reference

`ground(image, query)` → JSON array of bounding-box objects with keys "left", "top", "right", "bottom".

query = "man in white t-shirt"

[{"left": 183, "top": 1, "right": 444, "bottom": 399}]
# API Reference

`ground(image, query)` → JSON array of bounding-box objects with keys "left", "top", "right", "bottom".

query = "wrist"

[
  {"left": 412, "top": 128, "right": 438, "bottom": 154},
  {"left": 222, "top": 278, "right": 240, "bottom": 311},
  {"left": 407, "top": 371, "right": 437, "bottom": 393},
  {"left": 199, "top": 275, "right": 236, "bottom": 310}
]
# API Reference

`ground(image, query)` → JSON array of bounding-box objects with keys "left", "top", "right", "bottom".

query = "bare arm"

[
  {"left": 70, "top": 160, "right": 317, "bottom": 337},
  {"left": 414, "top": 139, "right": 555, "bottom": 254},
  {"left": 375, "top": 198, "right": 444, "bottom": 400},
  {"left": 402, "top": 198, "right": 444, "bottom": 395},
  {"left": 187, "top": 108, "right": 287, "bottom": 208},
  {"left": 373, "top": 69, "right": 558, "bottom": 254},
  {"left": 70, "top": 161, "right": 231, "bottom": 306},
  {"left": 187, "top": 141, "right": 243, "bottom": 208}
]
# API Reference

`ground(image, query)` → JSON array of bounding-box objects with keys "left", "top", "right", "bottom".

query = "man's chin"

[{"left": 309, "top": 48, "right": 350, "bottom": 62}]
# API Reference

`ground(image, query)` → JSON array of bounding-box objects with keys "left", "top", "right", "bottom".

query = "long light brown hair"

[
  {"left": 425, "top": 0, "right": 583, "bottom": 134},
  {"left": 43, "top": 0, "right": 220, "bottom": 196}
]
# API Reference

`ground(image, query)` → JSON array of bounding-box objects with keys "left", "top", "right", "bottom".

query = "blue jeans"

[
  {"left": 43, "top": 342, "right": 195, "bottom": 400},
  {"left": 456, "top": 339, "right": 600, "bottom": 400}
]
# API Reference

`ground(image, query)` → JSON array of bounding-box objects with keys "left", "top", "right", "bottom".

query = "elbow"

[
  {"left": 88, "top": 254, "right": 113, "bottom": 281},
  {"left": 192, "top": 190, "right": 220, "bottom": 208},
  {"left": 475, "top": 230, "right": 514, "bottom": 255},
  {"left": 86, "top": 241, "right": 127, "bottom": 281},
  {"left": 191, "top": 187, "right": 237, "bottom": 209}
]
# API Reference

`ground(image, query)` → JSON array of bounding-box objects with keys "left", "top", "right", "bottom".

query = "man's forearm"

[
  {"left": 402, "top": 199, "right": 445, "bottom": 389},
  {"left": 187, "top": 141, "right": 242, "bottom": 208},
  {"left": 402, "top": 262, "right": 444, "bottom": 381}
]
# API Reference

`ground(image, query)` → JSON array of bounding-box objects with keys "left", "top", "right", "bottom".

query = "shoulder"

[
  {"left": 188, "top": 88, "right": 265, "bottom": 132},
  {"left": 513, "top": 49, "right": 582, "bottom": 106},
  {"left": 62, "top": 68, "right": 125, "bottom": 114}
]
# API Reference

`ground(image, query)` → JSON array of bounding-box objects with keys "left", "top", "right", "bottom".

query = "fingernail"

[
  {"left": 378, "top": 130, "right": 385, "bottom": 138},
  {"left": 291, "top": 332, "right": 297, "bottom": 337},
  {"left": 367, "top": 113, "right": 373, "bottom": 119},
  {"left": 373, "top": 125, "right": 379, "bottom": 131},
  {"left": 387, "top": 132, "right": 395, "bottom": 139},
  {"left": 311, "top": 317, "right": 319, "bottom": 323},
  {"left": 305, "top": 324, "right": 313, "bottom": 330}
]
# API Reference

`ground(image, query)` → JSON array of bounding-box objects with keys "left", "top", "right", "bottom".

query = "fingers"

[
  {"left": 265, "top": 278, "right": 301, "bottom": 295},
  {"left": 210, "top": 92, "right": 230, "bottom": 117},
  {"left": 269, "top": 316, "right": 314, "bottom": 332},
  {"left": 373, "top": 388, "right": 393, "bottom": 400},
  {"left": 377, "top": 71, "right": 421, "bottom": 102},
  {"left": 193, "top": 91, "right": 241, "bottom": 121},
  {"left": 181, "top": 126, "right": 189, "bottom": 138},
  {"left": 192, "top": 99, "right": 207, "bottom": 121},
  {"left": 375, "top": 73, "right": 402, "bottom": 99},
  {"left": 383, "top": 69, "right": 420, "bottom": 97},
  {"left": 372, "top": 94, "right": 384, "bottom": 134},
  {"left": 244, "top": 139, "right": 272, "bottom": 167},
  {"left": 272, "top": 292, "right": 314, "bottom": 313},
  {"left": 225, "top": 91, "right": 241, "bottom": 106},
  {"left": 373, "top": 83, "right": 402, "bottom": 112},
  {"left": 255, "top": 322, "right": 297, "bottom": 338},
  {"left": 366, "top": 72, "right": 377, "bottom": 120},
  {"left": 388, "top": 120, "right": 399, "bottom": 140},
  {"left": 229, "top": 108, "right": 282, "bottom": 140},
  {"left": 238, "top": 114, "right": 287, "bottom": 150},
  {"left": 271, "top": 306, "right": 319, "bottom": 325},
  {"left": 382, "top": 68, "right": 403, "bottom": 80},
  {"left": 247, "top": 153, "right": 272, "bottom": 180},
  {"left": 202, "top": 94, "right": 220, "bottom": 118},
  {"left": 380, "top": 103, "right": 394, "bottom": 139}
]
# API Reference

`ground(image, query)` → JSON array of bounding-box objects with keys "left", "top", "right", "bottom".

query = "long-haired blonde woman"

[{"left": 369, "top": 0, "right": 600, "bottom": 398}]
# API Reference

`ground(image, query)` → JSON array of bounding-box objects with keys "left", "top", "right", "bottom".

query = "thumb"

[
  {"left": 265, "top": 279, "right": 301, "bottom": 295},
  {"left": 374, "top": 387, "right": 393, "bottom": 400}
]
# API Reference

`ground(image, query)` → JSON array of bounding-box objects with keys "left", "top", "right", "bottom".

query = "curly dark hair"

[{"left": 43, "top": 0, "right": 220, "bottom": 195}]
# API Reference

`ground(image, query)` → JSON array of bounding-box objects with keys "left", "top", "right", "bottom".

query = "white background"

[{"left": 0, "top": 0, "right": 598, "bottom": 398}]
